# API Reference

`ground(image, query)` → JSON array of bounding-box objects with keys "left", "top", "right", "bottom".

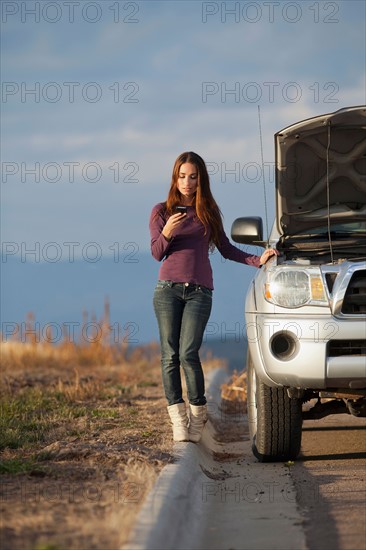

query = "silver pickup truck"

[{"left": 231, "top": 105, "right": 366, "bottom": 462}]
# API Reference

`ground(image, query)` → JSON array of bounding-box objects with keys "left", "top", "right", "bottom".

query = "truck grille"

[
  {"left": 341, "top": 270, "right": 366, "bottom": 314},
  {"left": 328, "top": 340, "right": 366, "bottom": 356}
]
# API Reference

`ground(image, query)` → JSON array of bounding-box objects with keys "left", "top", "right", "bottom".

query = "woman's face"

[{"left": 177, "top": 162, "right": 199, "bottom": 204}]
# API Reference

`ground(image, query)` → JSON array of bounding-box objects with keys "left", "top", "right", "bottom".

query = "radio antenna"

[
  {"left": 257, "top": 105, "right": 270, "bottom": 247},
  {"left": 326, "top": 122, "right": 334, "bottom": 264}
]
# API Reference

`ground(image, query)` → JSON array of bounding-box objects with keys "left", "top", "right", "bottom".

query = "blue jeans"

[{"left": 153, "top": 280, "right": 213, "bottom": 406}]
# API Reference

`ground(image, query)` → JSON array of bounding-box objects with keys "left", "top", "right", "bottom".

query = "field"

[{"left": 0, "top": 309, "right": 228, "bottom": 550}]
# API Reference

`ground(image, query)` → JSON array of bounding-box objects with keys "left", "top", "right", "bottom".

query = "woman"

[{"left": 149, "top": 152, "right": 277, "bottom": 443}]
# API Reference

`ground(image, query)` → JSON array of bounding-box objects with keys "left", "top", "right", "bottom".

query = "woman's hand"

[
  {"left": 162, "top": 212, "right": 187, "bottom": 240},
  {"left": 259, "top": 248, "right": 279, "bottom": 265}
]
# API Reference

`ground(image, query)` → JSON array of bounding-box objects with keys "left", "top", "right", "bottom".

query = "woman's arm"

[
  {"left": 216, "top": 230, "right": 261, "bottom": 267},
  {"left": 217, "top": 230, "right": 278, "bottom": 267},
  {"left": 149, "top": 204, "right": 173, "bottom": 261},
  {"left": 149, "top": 204, "right": 187, "bottom": 261}
]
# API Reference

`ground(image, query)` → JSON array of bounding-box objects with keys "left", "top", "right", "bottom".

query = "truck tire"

[{"left": 247, "top": 352, "right": 303, "bottom": 462}]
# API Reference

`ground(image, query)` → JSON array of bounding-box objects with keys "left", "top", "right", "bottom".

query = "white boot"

[
  {"left": 167, "top": 403, "right": 189, "bottom": 442},
  {"left": 188, "top": 404, "right": 208, "bottom": 443}
]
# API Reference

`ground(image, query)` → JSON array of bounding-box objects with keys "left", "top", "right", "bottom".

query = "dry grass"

[
  {"left": 221, "top": 370, "right": 248, "bottom": 415},
  {"left": 0, "top": 339, "right": 169, "bottom": 549},
  {"left": 0, "top": 305, "right": 225, "bottom": 550}
]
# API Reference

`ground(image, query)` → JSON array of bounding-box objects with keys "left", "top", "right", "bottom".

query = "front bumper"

[{"left": 246, "top": 313, "right": 366, "bottom": 389}]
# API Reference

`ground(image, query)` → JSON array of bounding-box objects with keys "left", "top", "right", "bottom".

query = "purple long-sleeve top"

[{"left": 149, "top": 203, "right": 261, "bottom": 289}]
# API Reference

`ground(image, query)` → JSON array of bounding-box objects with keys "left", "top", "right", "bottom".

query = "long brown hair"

[{"left": 164, "top": 151, "right": 224, "bottom": 248}]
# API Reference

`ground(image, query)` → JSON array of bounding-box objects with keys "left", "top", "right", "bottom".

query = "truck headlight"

[{"left": 264, "top": 268, "right": 328, "bottom": 308}]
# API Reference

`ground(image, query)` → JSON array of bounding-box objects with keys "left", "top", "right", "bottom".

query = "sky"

[
  {"left": 2, "top": 0, "right": 365, "bottom": 263},
  {"left": 1, "top": 1, "right": 366, "bottom": 345}
]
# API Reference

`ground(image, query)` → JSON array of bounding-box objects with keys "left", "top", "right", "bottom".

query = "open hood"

[{"left": 275, "top": 106, "right": 366, "bottom": 237}]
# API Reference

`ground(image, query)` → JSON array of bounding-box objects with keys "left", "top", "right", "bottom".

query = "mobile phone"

[{"left": 175, "top": 206, "right": 187, "bottom": 214}]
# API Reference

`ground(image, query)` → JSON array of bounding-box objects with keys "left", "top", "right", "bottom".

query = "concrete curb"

[{"left": 122, "top": 368, "right": 229, "bottom": 550}]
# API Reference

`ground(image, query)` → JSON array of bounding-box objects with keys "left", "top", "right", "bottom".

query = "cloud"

[{"left": 2, "top": 0, "right": 365, "bottom": 255}]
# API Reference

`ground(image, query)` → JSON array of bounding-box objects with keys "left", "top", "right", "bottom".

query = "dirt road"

[{"left": 292, "top": 414, "right": 366, "bottom": 550}]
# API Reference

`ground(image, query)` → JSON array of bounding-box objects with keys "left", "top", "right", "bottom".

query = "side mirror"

[{"left": 231, "top": 217, "right": 265, "bottom": 246}]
